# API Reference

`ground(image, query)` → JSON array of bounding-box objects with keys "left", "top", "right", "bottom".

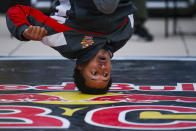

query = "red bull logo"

[
  {"left": 1, "top": 82, "right": 196, "bottom": 130},
  {"left": 1, "top": 93, "right": 196, "bottom": 104},
  {"left": 0, "top": 82, "right": 195, "bottom": 91}
]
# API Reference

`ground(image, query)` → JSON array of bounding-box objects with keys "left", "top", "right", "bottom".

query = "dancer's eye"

[
  {"left": 103, "top": 73, "right": 108, "bottom": 77},
  {"left": 91, "top": 72, "right": 97, "bottom": 76}
]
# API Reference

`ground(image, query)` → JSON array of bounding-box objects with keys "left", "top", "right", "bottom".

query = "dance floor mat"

[{"left": 0, "top": 58, "right": 196, "bottom": 131}]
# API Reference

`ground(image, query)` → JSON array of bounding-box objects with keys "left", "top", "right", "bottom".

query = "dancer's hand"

[{"left": 23, "top": 25, "right": 48, "bottom": 41}]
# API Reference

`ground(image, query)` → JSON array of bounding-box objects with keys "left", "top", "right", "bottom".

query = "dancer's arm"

[
  {"left": 6, "top": 5, "right": 72, "bottom": 41},
  {"left": 6, "top": 5, "right": 49, "bottom": 41}
]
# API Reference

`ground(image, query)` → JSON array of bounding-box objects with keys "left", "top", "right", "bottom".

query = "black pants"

[{"left": 132, "top": 0, "right": 148, "bottom": 27}]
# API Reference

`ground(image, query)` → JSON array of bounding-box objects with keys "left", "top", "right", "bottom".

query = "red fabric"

[
  {"left": 7, "top": 5, "right": 31, "bottom": 26},
  {"left": 119, "top": 18, "right": 129, "bottom": 27},
  {"left": 7, "top": 5, "right": 73, "bottom": 32},
  {"left": 75, "top": 29, "right": 107, "bottom": 35}
]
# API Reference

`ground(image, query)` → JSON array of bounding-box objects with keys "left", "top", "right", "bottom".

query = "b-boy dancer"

[{"left": 6, "top": 0, "right": 136, "bottom": 94}]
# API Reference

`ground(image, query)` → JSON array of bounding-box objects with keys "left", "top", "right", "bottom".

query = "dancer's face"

[{"left": 77, "top": 49, "right": 111, "bottom": 89}]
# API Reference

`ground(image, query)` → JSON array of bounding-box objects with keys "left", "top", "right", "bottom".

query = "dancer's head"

[{"left": 73, "top": 49, "right": 112, "bottom": 94}]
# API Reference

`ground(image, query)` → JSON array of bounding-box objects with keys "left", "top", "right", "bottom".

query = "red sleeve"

[
  {"left": 7, "top": 5, "right": 32, "bottom": 27},
  {"left": 6, "top": 5, "right": 73, "bottom": 41}
]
